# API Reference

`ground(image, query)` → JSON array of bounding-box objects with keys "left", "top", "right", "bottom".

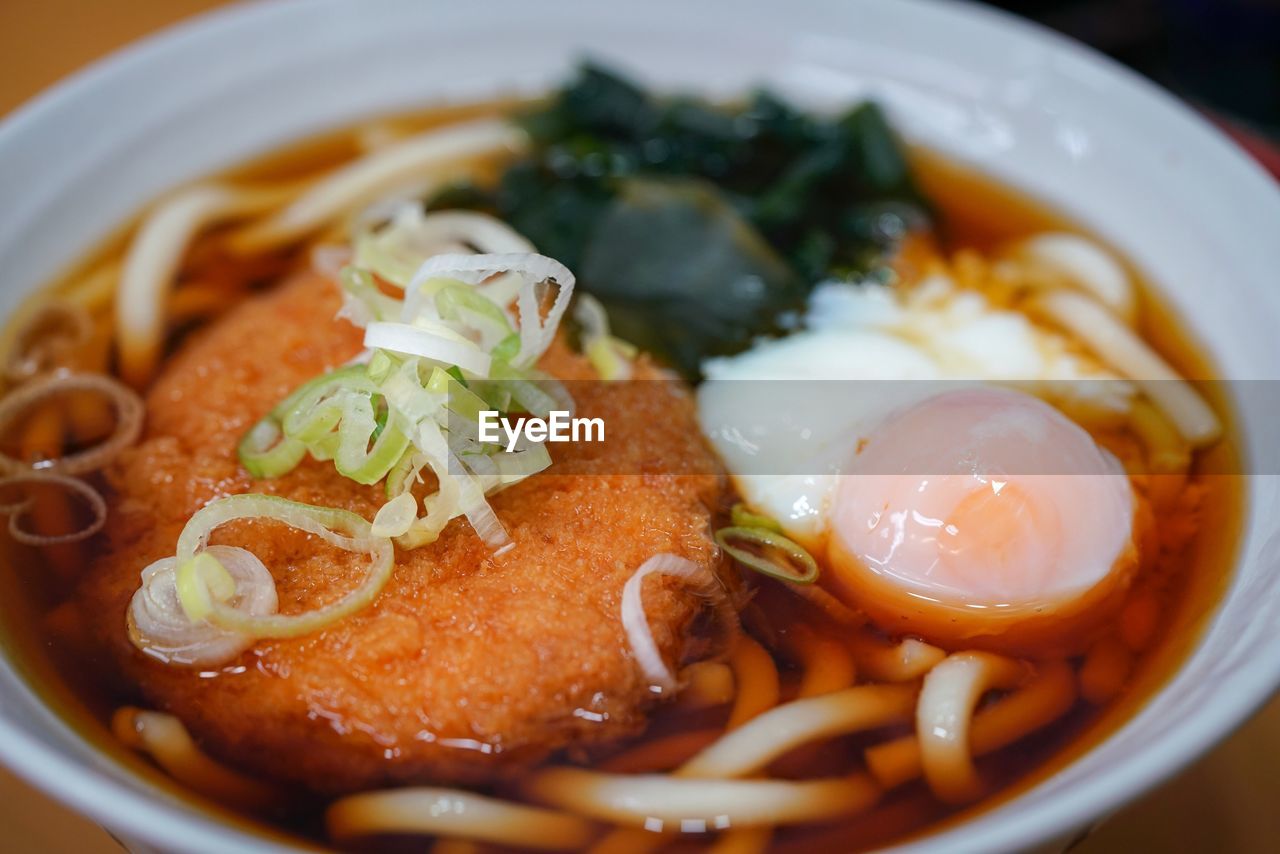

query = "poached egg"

[{"left": 697, "top": 275, "right": 1141, "bottom": 651}]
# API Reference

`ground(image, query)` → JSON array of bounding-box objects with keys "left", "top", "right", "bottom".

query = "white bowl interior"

[{"left": 1, "top": 1, "right": 1279, "bottom": 852}]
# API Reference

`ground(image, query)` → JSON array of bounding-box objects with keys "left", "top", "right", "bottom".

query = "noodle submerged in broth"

[{"left": 0, "top": 64, "right": 1241, "bottom": 852}]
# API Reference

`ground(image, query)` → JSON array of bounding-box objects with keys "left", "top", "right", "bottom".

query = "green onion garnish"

[
  {"left": 730, "top": 502, "right": 784, "bottom": 534},
  {"left": 137, "top": 213, "right": 588, "bottom": 668},
  {"left": 716, "top": 504, "right": 819, "bottom": 585},
  {"left": 574, "top": 293, "right": 636, "bottom": 380}
]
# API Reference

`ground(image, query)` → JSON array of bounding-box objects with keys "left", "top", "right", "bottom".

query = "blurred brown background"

[{"left": 0, "top": 1, "right": 1277, "bottom": 852}]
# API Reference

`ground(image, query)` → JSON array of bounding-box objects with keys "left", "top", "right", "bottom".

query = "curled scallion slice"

[
  {"left": 280, "top": 365, "right": 378, "bottom": 443},
  {"left": 238, "top": 365, "right": 373, "bottom": 478},
  {"left": 488, "top": 360, "right": 573, "bottom": 420},
  {"left": 371, "top": 492, "right": 419, "bottom": 538},
  {"left": 354, "top": 207, "right": 535, "bottom": 291},
  {"left": 435, "top": 282, "right": 516, "bottom": 351},
  {"left": 621, "top": 554, "right": 737, "bottom": 694},
  {"left": 338, "top": 267, "right": 401, "bottom": 325},
  {"left": 237, "top": 417, "right": 307, "bottom": 478},
  {"left": 404, "top": 253, "right": 574, "bottom": 369},
  {"left": 0, "top": 472, "right": 107, "bottom": 546},
  {"left": 364, "top": 321, "right": 492, "bottom": 377},
  {"left": 0, "top": 373, "right": 143, "bottom": 476},
  {"left": 574, "top": 293, "right": 635, "bottom": 381},
  {"left": 5, "top": 301, "right": 94, "bottom": 382},
  {"left": 128, "top": 545, "right": 277, "bottom": 666},
  {"left": 716, "top": 523, "right": 819, "bottom": 585},
  {"left": 335, "top": 403, "right": 411, "bottom": 486},
  {"left": 729, "top": 503, "right": 784, "bottom": 534},
  {"left": 171, "top": 494, "right": 394, "bottom": 639}
]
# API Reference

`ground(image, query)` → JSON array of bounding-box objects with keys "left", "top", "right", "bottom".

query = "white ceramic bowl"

[{"left": 1, "top": 1, "right": 1278, "bottom": 851}]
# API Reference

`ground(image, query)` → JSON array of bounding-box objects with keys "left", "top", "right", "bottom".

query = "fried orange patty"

[{"left": 80, "top": 273, "right": 728, "bottom": 793}]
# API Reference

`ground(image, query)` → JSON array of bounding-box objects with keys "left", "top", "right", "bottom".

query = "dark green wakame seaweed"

[{"left": 429, "top": 62, "right": 929, "bottom": 377}]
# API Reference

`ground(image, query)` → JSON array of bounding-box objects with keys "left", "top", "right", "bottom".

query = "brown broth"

[{"left": 0, "top": 101, "right": 1244, "bottom": 852}]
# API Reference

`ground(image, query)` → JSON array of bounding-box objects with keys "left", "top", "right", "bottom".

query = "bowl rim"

[{"left": 0, "top": 1, "right": 1278, "bottom": 853}]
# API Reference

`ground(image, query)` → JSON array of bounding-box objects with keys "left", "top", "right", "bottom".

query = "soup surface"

[{"left": 0, "top": 67, "right": 1241, "bottom": 852}]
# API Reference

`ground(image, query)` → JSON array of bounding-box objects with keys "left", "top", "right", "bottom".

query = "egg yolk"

[{"left": 827, "top": 387, "right": 1139, "bottom": 653}]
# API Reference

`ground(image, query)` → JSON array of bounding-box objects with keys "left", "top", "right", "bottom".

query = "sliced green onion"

[
  {"left": 371, "top": 492, "right": 420, "bottom": 538},
  {"left": 174, "top": 551, "right": 238, "bottom": 623},
  {"left": 729, "top": 503, "right": 784, "bottom": 534},
  {"left": 489, "top": 361, "right": 571, "bottom": 419},
  {"left": 464, "top": 439, "right": 552, "bottom": 492},
  {"left": 473, "top": 383, "right": 514, "bottom": 414},
  {"left": 585, "top": 336, "right": 637, "bottom": 381},
  {"left": 339, "top": 267, "right": 400, "bottom": 323},
  {"left": 174, "top": 494, "right": 394, "bottom": 639},
  {"left": 238, "top": 366, "right": 372, "bottom": 478},
  {"left": 575, "top": 294, "right": 636, "bottom": 381},
  {"left": 395, "top": 421, "right": 465, "bottom": 548},
  {"left": 715, "top": 525, "right": 819, "bottom": 585},
  {"left": 367, "top": 349, "right": 396, "bottom": 383},
  {"left": 453, "top": 461, "right": 509, "bottom": 549},
  {"left": 353, "top": 206, "right": 534, "bottom": 291},
  {"left": 407, "top": 253, "right": 574, "bottom": 369},
  {"left": 129, "top": 545, "right": 278, "bottom": 666},
  {"left": 307, "top": 430, "right": 342, "bottom": 463},
  {"left": 280, "top": 365, "right": 377, "bottom": 442},
  {"left": 364, "top": 320, "right": 491, "bottom": 377},
  {"left": 335, "top": 401, "right": 412, "bottom": 486},
  {"left": 379, "top": 359, "right": 445, "bottom": 423},
  {"left": 490, "top": 333, "right": 521, "bottom": 364},
  {"left": 435, "top": 283, "right": 514, "bottom": 350},
  {"left": 426, "top": 367, "right": 490, "bottom": 424},
  {"left": 236, "top": 417, "right": 307, "bottom": 478},
  {"left": 354, "top": 223, "right": 425, "bottom": 290},
  {"left": 384, "top": 448, "right": 421, "bottom": 499},
  {"left": 400, "top": 276, "right": 463, "bottom": 324}
]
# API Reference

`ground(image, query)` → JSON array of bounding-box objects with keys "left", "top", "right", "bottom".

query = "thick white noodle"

[
  {"left": 526, "top": 767, "right": 880, "bottom": 831},
  {"left": 1011, "top": 233, "right": 1136, "bottom": 321},
  {"left": 850, "top": 634, "right": 946, "bottom": 682},
  {"left": 915, "top": 651, "right": 1025, "bottom": 804},
  {"left": 327, "top": 788, "right": 595, "bottom": 850},
  {"left": 865, "top": 661, "right": 1077, "bottom": 789},
  {"left": 1032, "top": 289, "right": 1220, "bottom": 446},
  {"left": 230, "top": 119, "right": 526, "bottom": 253},
  {"left": 117, "top": 184, "right": 285, "bottom": 385},
  {"left": 112, "top": 708, "right": 282, "bottom": 808},
  {"left": 677, "top": 683, "right": 916, "bottom": 779}
]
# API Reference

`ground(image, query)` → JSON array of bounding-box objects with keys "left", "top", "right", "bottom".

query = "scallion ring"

[
  {"left": 715, "top": 525, "right": 819, "bottom": 585},
  {"left": 0, "top": 373, "right": 143, "bottom": 476},
  {"left": 729, "top": 503, "right": 784, "bottom": 534},
  {"left": 333, "top": 400, "right": 412, "bottom": 485},
  {"left": 0, "top": 472, "right": 107, "bottom": 545},
  {"left": 238, "top": 364, "right": 376, "bottom": 479},
  {"left": 173, "top": 494, "right": 394, "bottom": 639},
  {"left": 237, "top": 417, "right": 307, "bottom": 478}
]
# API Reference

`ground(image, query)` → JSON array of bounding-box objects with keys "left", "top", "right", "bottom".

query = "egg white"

[{"left": 697, "top": 274, "right": 1131, "bottom": 547}]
